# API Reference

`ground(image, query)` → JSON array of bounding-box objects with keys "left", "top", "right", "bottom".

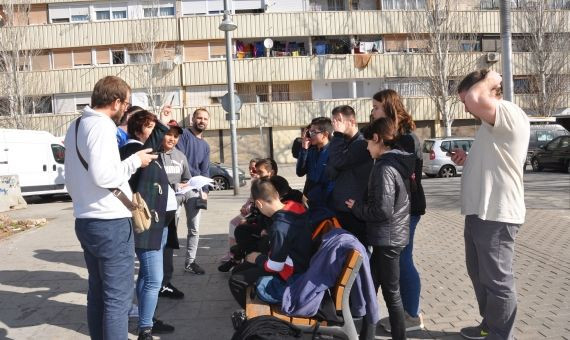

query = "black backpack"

[{"left": 231, "top": 315, "right": 303, "bottom": 340}]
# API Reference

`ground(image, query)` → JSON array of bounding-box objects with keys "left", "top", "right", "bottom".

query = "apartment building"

[{"left": 1, "top": 0, "right": 569, "bottom": 163}]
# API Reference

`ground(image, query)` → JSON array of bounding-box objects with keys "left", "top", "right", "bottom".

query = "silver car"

[{"left": 422, "top": 137, "right": 474, "bottom": 178}]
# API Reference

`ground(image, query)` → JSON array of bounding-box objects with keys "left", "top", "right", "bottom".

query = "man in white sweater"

[{"left": 64, "top": 76, "right": 156, "bottom": 340}]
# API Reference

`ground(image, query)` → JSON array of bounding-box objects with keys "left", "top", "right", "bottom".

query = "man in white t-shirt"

[{"left": 451, "top": 70, "right": 529, "bottom": 340}]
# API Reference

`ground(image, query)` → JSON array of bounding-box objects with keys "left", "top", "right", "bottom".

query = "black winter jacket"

[
  {"left": 351, "top": 150, "right": 415, "bottom": 247},
  {"left": 395, "top": 132, "right": 426, "bottom": 216},
  {"left": 326, "top": 131, "right": 373, "bottom": 212}
]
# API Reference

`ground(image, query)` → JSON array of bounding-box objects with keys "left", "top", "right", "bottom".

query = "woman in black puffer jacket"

[{"left": 346, "top": 118, "right": 414, "bottom": 340}]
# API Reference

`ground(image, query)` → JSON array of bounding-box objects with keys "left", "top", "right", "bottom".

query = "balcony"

[
  {"left": 0, "top": 17, "right": 179, "bottom": 50},
  {"left": 0, "top": 64, "right": 181, "bottom": 97}
]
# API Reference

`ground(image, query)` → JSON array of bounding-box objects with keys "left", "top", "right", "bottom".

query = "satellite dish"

[{"left": 263, "top": 38, "right": 274, "bottom": 49}]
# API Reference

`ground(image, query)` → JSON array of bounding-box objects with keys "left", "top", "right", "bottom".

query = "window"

[
  {"left": 143, "top": 8, "right": 158, "bottom": 17},
  {"left": 514, "top": 78, "right": 531, "bottom": 94},
  {"left": 112, "top": 10, "right": 127, "bottom": 19},
  {"left": 440, "top": 141, "right": 451, "bottom": 153},
  {"left": 73, "top": 50, "right": 92, "bottom": 67},
  {"left": 382, "top": 0, "right": 426, "bottom": 10},
  {"left": 256, "top": 84, "right": 269, "bottom": 102},
  {"left": 34, "top": 96, "right": 53, "bottom": 114},
  {"left": 160, "top": 7, "right": 175, "bottom": 16},
  {"left": 452, "top": 140, "right": 472, "bottom": 152},
  {"left": 331, "top": 82, "right": 349, "bottom": 99},
  {"left": 328, "top": 0, "right": 345, "bottom": 10},
  {"left": 422, "top": 140, "right": 435, "bottom": 153},
  {"left": 112, "top": 51, "right": 125, "bottom": 64},
  {"left": 560, "top": 137, "right": 570, "bottom": 149},
  {"left": 76, "top": 102, "right": 89, "bottom": 111},
  {"left": 129, "top": 52, "right": 151, "bottom": 64},
  {"left": 537, "top": 131, "right": 555, "bottom": 143},
  {"left": 96, "top": 10, "right": 111, "bottom": 20},
  {"left": 51, "top": 18, "right": 70, "bottom": 23},
  {"left": 51, "top": 144, "right": 65, "bottom": 164},
  {"left": 71, "top": 14, "right": 88, "bottom": 22},
  {"left": 272, "top": 84, "right": 290, "bottom": 102},
  {"left": 546, "top": 138, "right": 561, "bottom": 150}
]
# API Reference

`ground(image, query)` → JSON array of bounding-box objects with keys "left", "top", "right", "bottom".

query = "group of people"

[
  {"left": 66, "top": 67, "right": 529, "bottom": 340},
  {"left": 65, "top": 76, "right": 214, "bottom": 340}
]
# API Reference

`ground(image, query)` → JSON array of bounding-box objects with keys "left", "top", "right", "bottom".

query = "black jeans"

[
  {"left": 228, "top": 262, "right": 267, "bottom": 309},
  {"left": 371, "top": 246, "right": 406, "bottom": 340}
]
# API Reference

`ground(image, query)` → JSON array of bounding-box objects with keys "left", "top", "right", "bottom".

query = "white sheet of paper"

[{"left": 176, "top": 176, "right": 214, "bottom": 195}]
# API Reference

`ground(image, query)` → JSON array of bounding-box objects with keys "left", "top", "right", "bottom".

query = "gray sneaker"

[
  {"left": 460, "top": 325, "right": 489, "bottom": 340},
  {"left": 185, "top": 262, "right": 205, "bottom": 275}
]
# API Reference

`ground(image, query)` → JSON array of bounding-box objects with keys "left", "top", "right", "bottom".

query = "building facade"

[{"left": 1, "top": 0, "right": 569, "bottom": 163}]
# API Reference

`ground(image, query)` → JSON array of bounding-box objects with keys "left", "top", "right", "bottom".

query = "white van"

[{"left": 0, "top": 129, "right": 67, "bottom": 197}]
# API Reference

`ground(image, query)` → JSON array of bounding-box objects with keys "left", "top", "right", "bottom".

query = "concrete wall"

[
  {"left": 0, "top": 175, "right": 27, "bottom": 212},
  {"left": 272, "top": 126, "right": 301, "bottom": 164},
  {"left": 203, "top": 128, "right": 272, "bottom": 166}
]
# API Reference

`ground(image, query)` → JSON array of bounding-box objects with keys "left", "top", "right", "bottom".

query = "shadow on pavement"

[{"left": 0, "top": 270, "right": 89, "bottom": 337}]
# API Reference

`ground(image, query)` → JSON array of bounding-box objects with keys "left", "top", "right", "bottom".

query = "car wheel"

[
  {"left": 438, "top": 165, "right": 456, "bottom": 178},
  {"left": 212, "top": 176, "right": 229, "bottom": 191},
  {"left": 531, "top": 158, "right": 542, "bottom": 172}
]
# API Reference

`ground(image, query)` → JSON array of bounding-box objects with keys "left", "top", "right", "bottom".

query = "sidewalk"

[{"left": 0, "top": 167, "right": 569, "bottom": 339}]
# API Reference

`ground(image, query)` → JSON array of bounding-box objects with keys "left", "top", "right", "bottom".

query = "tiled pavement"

[{"left": 0, "top": 167, "right": 568, "bottom": 339}]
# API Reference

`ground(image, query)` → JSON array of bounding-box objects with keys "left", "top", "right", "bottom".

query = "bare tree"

[
  {"left": 130, "top": 1, "right": 179, "bottom": 114},
  {"left": 0, "top": 1, "right": 49, "bottom": 129},
  {"left": 408, "top": 1, "right": 479, "bottom": 137},
  {"left": 519, "top": 1, "right": 570, "bottom": 117}
]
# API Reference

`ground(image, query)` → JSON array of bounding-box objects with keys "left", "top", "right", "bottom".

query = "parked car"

[
  {"left": 527, "top": 123, "right": 569, "bottom": 165},
  {"left": 530, "top": 135, "right": 570, "bottom": 173},
  {"left": 422, "top": 137, "right": 474, "bottom": 178},
  {"left": 0, "top": 129, "right": 67, "bottom": 197},
  {"left": 209, "top": 162, "right": 247, "bottom": 190}
]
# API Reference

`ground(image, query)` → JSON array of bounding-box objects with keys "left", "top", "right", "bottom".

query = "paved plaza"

[{"left": 0, "top": 167, "right": 569, "bottom": 340}]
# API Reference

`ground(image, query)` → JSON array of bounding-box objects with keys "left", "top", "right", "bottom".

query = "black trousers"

[
  {"left": 370, "top": 246, "right": 406, "bottom": 340},
  {"left": 233, "top": 224, "right": 270, "bottom": 260},
  {"left": 336, "top": 211, "right": 368, "bottom": 246},
  {"left": 228, "top": 262, "right": 267, "bottom": 309}
]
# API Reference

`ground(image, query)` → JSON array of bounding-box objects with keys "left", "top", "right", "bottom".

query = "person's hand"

[
  {"left": 332, "top": 118, "right": 347, "bottom": 134},
  {"left": 201, "top": 191, "right": 208, "bottom": 200},
  {"left": 302, "top": 136, "right": 311, "bottom": 149},
  {"left": 179, "top": 182, "right": 189, "bottom": 188},
  {"left": 136, "top": 148, "right": 158, "bottom": 168},
  {"left": 240, "top": 203, "right": 250, "bottom": 216},
  {"left": 160, "top": 105, "right": 172, "bottom": 123},
  {"left": 450, "top": 148, "right": 467, "bottom": 166},
  {"left": 345, "top": 199, "right": 355, "bottom": 209},
  {"left": 246, "top": 252, "right": 261, "bottom": 263},
  {"left": 260, "top": 229, "right": 268, "bottom": 237}
]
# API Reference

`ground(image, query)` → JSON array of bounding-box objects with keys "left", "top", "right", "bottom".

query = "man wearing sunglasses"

[{"left": 296, "top": 117, "right": 334, "bottom": 208}]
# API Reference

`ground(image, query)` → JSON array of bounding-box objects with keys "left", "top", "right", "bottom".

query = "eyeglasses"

[{"left": 308, "top": 130, "right": 323, "bottom": 137}]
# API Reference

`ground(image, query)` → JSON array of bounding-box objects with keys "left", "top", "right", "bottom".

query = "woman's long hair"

[{"left": 372, "top": 89, "right": 416, "bottom": 135}]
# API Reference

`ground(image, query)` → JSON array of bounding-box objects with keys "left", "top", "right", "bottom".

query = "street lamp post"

[
  {"left": 500, "top": 0, "right": 514, "bottom": 101},
  {"left": 219, "top": 0, "right": 240, "bottom": 195}
]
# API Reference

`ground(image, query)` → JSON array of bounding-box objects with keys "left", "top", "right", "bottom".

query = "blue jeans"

[
  {"left": 75, "top": 217, "right": 135, "bottom": 340},
  {"left": 399, "top": 214, "right": 421, "bottom": 317},
  {"left": 135, "top": 228, "right": 168, "bottom": 329}
]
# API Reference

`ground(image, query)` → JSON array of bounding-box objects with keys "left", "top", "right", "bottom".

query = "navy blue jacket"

[
  {"left": 255, "top": 201, "right": 312, "bottom": 280},
  {"left": 296, "top": 143, "right": 333, "bottom": 207}
]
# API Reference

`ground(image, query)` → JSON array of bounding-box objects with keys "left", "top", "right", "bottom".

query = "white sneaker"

[{"left": 381, "top": 313, "right": 425, "bottom": 332}]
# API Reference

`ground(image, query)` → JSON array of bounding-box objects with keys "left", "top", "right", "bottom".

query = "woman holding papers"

[{"left": 118, "top": 107, "right": 176, "bottom": 339}]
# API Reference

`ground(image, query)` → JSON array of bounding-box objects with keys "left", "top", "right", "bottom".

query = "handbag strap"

[{"left": 74, "top": 117, "right": 137, "bottom": 211}]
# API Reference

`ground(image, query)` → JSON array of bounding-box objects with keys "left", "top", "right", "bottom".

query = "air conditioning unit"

[{"left": 486, "top": 52, "right": 500, "bottom": 63}]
